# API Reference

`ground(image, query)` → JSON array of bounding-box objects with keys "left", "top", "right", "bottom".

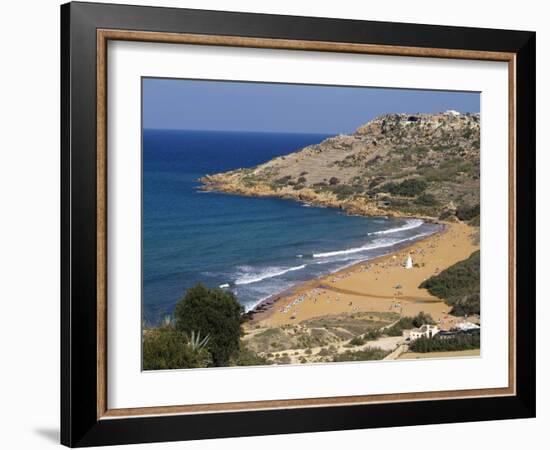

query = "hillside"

[{"left": 200, "top": 111, "right": 480, "bottom": 219}]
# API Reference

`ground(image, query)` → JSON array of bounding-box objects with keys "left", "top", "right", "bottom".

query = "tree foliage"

[
  {"left": 174, "top": 284, "right": 245, "bottom": 366},
  {"left": 414, "top": 193, "right": 438, "bottom": 206},
  {"left": 142, "top": 326, "right": 212, "bottom": 370},
  {"left": 456, "top": 203, "right": 480, "bottom": 221},
  {"left": 419, "top": 251, "right": 480, "bottom": 315},
  {"left": 409, "top": 333, "right": 480, "bottom": 352},
  {"left": 385, "top": 178, "right": 427, "bottom": 197},
  {"left": 384, "top": 312, "right": 435, "bottom": 336},
  {"left": 232, "top": 346, "right": 272, "bottom": 366}
]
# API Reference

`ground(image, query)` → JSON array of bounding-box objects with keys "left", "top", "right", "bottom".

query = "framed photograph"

[{"left": 61, "top": 2, "right": 536, "bottom": 447}]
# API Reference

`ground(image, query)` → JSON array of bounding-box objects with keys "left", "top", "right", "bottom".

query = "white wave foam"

[
  {"left": 219, "top": 283, "right": 230, "bottom": 288},
  {"left": 368, "top": 219, "right": 424, "bottom": 236},
  {"left": 234, "top": 264, "right": 306, "bottom": 285},
  {"left": 312, "top": 232, "right": 428, "bottom": 259}
]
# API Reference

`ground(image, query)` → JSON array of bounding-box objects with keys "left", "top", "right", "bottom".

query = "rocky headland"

[{"left": 199, "top": 111, "right": 480, "bottom": 220}]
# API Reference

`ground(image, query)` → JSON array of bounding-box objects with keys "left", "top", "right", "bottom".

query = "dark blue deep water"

[{"left": 143, "top": 129, "right": 440, "bottom": 324}]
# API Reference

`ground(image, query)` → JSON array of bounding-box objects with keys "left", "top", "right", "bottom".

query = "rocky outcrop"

[{"left": 200, "top": 111, "right": 480, "bottom": 220}]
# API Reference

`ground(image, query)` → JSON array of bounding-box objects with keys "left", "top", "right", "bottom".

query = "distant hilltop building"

[{"left": 446, "top": 109, "right": 461, "bottom": 116}]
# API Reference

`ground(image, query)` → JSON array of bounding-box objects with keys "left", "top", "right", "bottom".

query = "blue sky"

[{"left": 143, "top": 78, "right": 480, "bottom": 134}]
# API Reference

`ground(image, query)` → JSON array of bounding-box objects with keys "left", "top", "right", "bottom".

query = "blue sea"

[{"left": 143, "top": 129, "right": 441, "bottom": 324}]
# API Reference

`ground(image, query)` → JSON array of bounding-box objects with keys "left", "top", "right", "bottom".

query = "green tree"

[
  {"left": 419, "top": 251, "right": 480, "bottom": 315},
  {"left": 409, "top": 333, "right": 480, "bottom": 353},
  {"left": 142, "top": 327, "right": 212, "bottom": 370},
  {"left": 174, "top": 284, "right": 245, "bottom": 366}
]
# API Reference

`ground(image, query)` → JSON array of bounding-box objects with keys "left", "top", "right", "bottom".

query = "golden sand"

[{"left": 253, "top": 221, "right": 479, "bottom": 330}]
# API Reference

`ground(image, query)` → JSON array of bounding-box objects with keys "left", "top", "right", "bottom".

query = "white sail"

[{"left": 405, "top": 254, "right": 413, "bottom": 269}]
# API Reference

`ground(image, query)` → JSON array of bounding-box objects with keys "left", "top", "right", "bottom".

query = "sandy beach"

[{"left": 249, "top": 221, "right": 479, "bottom": 330}]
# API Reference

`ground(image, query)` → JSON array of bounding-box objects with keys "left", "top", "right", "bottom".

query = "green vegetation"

[
  {"left": 348, "top": 328, "right": 382, "bottom": 346},
  {"left": 418, "top": 159, "right": 475, "bottom": 183},
  {"left": 329, "top": 184, "right": 365, "bottom": 200},
  {"left": 201, "top": 112, "right": 480, "bottom": 220},
  {"left": 409, "top": 333, "right": 480, "bottom": 352},
  {"left": 384, "top": 178, "right": 427, "bottom": 197},
  {"left": 419, "top": 251, "right": 480, "bottom": 315},
  {"left": 384, "top": 312, "right": 435, "bottom": 336},
  {"left": 414, "top": 193, "right": 438, "bottom": 206},
  {"left": 174, "top": 283, "right": 245, "bottom": 366},
  {"left": 456, "top": 203, "right": 480, "bottom": 221},
  {"left": 332, "top": 347, "right": 390, "bottom": 362},
  {"left": 303, "top": 311, "right": 398, "bottom": 337},
  {"left": 142, "top": 327, "right": 212, "bottom": 370},
  {"left": 144, "top": 284, "right": 271, "bottom": 370},
  {"left": 364, "top": 329, "right": 383, "bottom": 340},
  {"left": 275, "top": 175, "right": 292, "bottom": 185},
  {"left": 469, "top": 215, "right": 480, "bottom": 227},
  {"left": 349, "top": 336, "right": 365, "bottom": 346},
  {"left": 232, "top": 346, "right": 272, "bottom": 366}
]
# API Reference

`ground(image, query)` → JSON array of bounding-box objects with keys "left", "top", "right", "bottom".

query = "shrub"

[
  {"left": 329, "top": 177, "right": 340, "bottom": 185},
  {"left": 384, "top": 312, "right": 435, "bottom": 336},
  {"left": 469, "top": 215, "right": 480, "bottom": 227},
  {"left": 409, "top": 333, "right": 480, "bottom": 353},
  {"left": 414, "top": 193, "right": 438, "bottom": 206},
  {"left": 278, "top": 355, "right": 292, "bottom": 364},
  {"left": 385, "top": 178, "right": 427, "bottom": 197},
  {"left": 332, "top": 347, "right": 389, "bottom": 362},
  {"left": 349, "top": 336, "right": 365, "bottom": 346},
  {"left": 297, "top": 176, "right": 307, "bottom": 184},
  {"left": 275, "top": 175, "right": 292, "bottom": 185},
  {"left": 364, "top": 329, "right": 382, "bottom": 340},
  {"left": 439, "top": 209, "right": 455, "bottom": 220},
  {"left": 329, "top": 184, "right": 364, "bottom": 200},
  {"left": 419, "top": 251, "right": 480, "bottom": 315},
  {"left": 232, "top": 346, "right": 271, "bottom": 366},
  {"left": 142, "top": 327, "right": 212, "bottom": 370},
  {"left": 174, "top": 283, "right": 245, "bottom": 366},
  {"left": 456, "top": 203, "right": 480, "bottom": 221}
]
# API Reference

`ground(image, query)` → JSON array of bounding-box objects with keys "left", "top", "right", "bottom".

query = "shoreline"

[
  {"left": 200, "top": 180, "right": 442, "bottom": 222},
  {"left": 245, "top": 224, "right": 445, "bottom": 320},
  {"left": 246, "top": 220, "right": 479, "bottom": 330}
]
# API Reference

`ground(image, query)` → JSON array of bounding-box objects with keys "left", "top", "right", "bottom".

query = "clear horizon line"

[{"left": 143, "top": 128, "right": 342, "bottom": 135}]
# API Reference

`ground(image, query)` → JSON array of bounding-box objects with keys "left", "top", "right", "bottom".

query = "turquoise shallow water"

[{"left": 143, "top": 129, "right": 440, "bottom": 324}]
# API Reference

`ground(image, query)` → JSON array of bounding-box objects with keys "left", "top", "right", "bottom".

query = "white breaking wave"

[
  {"left": 234, "top": 264, "right": 307, "bottom": 285},
  {"left": 312, "top": 233, "right": 429, "bottom": 259},
  {"left": 219, "top": 283, "right": 230, "bottom": 288},
  {"left": 368, "top": 219, "right": 424, "bottom": 236}
]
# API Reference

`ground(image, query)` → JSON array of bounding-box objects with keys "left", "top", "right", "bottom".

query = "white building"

[
  {"left": 408, "top": 324, "right": 439, "bottom": 341},
  {"left": 455, "top": 321, "right": 480, "bottom": 332},
  {"left": 446, "top": 109, "right": 461, "bottom": 116}
]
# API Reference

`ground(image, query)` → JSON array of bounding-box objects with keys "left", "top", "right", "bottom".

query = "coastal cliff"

[{"left": 199, "top": 111, "right": 480, "bottom": 219}]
